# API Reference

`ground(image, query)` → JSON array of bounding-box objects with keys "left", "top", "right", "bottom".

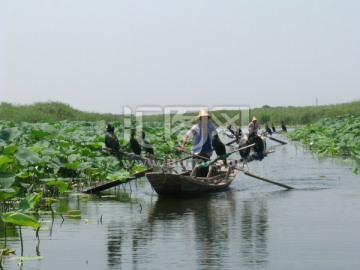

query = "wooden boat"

[{"left": 146, "top": 163, "right": 237, "bottom": 196}]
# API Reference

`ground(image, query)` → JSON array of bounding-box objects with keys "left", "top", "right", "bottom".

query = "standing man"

[
  {"left": 179, "top": 108, "right": 217, "bottom": 159},
  {"left": 248, "top": 116, "right": 260, "bottom": 135}
]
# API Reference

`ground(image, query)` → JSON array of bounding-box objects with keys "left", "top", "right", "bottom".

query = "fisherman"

[
  {"left": 179, "top": 109, "right": 217, "bottom": 176},
  {"left": 248, "top": 116, "right": 260, "bottom": 136},
  {"left": 179, "top": 109, "right": 217, "bottom": 159}
]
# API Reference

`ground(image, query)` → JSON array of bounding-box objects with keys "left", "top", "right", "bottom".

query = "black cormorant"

[
  {"left": 140, "top": 131, "right": 154, "bottom": 155},
  {"left": 130, "top": 128, "right": 142, "bottom": 155},
  {"left": 272, "top": 124, "right": 276, "bottom": 133},
  {"left": 212, "top": 133, "right": 227, "bottom": 164},
  {"left": 105, "top": 124, "right": 120, "bottom": 152},
  {"left": 227, "top": 124, "right": 236, "bottom": 136},
  {"left": 281, "top": 121, "right": 287, "bottom": 132},
  {"left": 265, "top": 123, "right": 272, "bottom": 135}
]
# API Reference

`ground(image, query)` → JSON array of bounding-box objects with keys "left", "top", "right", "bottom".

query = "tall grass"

[
  {"left": 0, "top": 100, "right": 359, "bottom": 125},
  {"left": 0, "top": 101, "right": 124, "bottom": 123},
  {"left": 249, "top": 100, "right": 360, "bottom": 126}
]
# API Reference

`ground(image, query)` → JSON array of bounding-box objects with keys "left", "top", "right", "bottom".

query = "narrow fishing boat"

[
  {"left": 146, "top": 161, "right": 237, "bottom": 196},
  {"left": 146, "top": 133, "right": 280, "bottom": 196}
]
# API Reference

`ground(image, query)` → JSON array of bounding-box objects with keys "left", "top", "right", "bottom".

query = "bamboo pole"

[{"left": 237, "top": 168, "right": 295, "bottom": 190}]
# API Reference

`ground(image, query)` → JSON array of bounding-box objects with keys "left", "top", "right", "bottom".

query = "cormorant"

[
  {"left": 227, "top": 124, "right": 236, "bottom": 136},
  {"left": 105, "top": 124, "right": 120, "bottom": 152},
  {"left": 281, "top": 121, "right": 287, "bottom": 132},
  {"left": 272, "top": 124, "right": 276, "bottom": 133},
  {"left": 265, "top": 123, "right": 272, "bottom": 135},
  {"left": 212, "top": 133, "right": 227, "bottom": 164},
  {"left": 234, "top": 128, "right": 243, "bottom": 138},
  {"left": 130, "top": 128, "right": 142, "bottom": 155},
  {"left": 140, "top": 131, "right": 154, "bottom": 155}
]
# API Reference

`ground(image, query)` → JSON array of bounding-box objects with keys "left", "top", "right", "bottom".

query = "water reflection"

[
  {"left": 107, "top": 222, "right": 124, "bottom": 267},
  {"left": 104, "top": 190, "right": 270, "bottom": 269},
  {"left": 240, "top": 198, "right": 268, "bottom": 268}
]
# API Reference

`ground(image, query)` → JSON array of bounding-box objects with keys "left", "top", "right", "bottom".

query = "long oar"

[
  {"left": 226, "top": 137, "right": 238, "bottom": 146},
  {"left": 236, "top": 167, "right": 295, "bottom": 189},
  {"left": 196, "top": 143, "right": 256, "bottom": 168},
  {"left": 260, "top": 130, "right": 287, "bottom": 145},
  {"left": 177, "top": 148, "right": 211, "bottom": 161},
  {"left": 267, "top": 136, "right": 287, "bottom": 145},
  {"left": 167, "top": 155, "right": 196, "bottom": 166}
]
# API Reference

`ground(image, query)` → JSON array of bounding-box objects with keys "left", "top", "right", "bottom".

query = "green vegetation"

[
  {"left": 0, "top": 100, "right": 359, "bottom": 259},
  {"left": 0, "top": 101, "right": 123, "bottom": 123},
  {"left": 1, "top": 100, "right": 359, "bottom": 125},
  {"left": 0, "top": 119, "right": 187, "bottom": 257},
  {"left": 0, "top": 120, "right": 183, "bottom": 195},
  {"left": 250, "top": 100, "right": 360, "bottom": 126},
  {"left": 0, "top": 120, "right": 184, "bottom": 210},
  {"left": 287, "top": 115, "right": 360, "bottom": 173}
]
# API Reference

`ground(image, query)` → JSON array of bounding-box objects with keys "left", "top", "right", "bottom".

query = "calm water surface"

[{"left": 2, "top": 137, "right": 360, "bottom": 270}]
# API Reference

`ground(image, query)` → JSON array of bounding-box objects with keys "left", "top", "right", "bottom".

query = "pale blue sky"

[{"left": 1, "top": 0, "right": 359, "bottom": 114}]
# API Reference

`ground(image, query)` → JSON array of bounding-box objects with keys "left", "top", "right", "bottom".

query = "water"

[{"left": 2, "top": 137, "right": 360, "bottom": 270}]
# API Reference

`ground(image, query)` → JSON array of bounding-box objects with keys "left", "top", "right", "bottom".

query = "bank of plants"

[
  {"left": 2, "top": 100, "right": 359, "bottom": 126},
  {"left": 287, "top": 115, "right": 360, "bottom": 173},
  {"left": 0, "top": 119, "right": 186, "bottom": 262},
  {"left": 0, "top": 120, "right": 185, "bottom": 196}
]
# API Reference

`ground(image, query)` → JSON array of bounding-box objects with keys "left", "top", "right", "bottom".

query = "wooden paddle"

[
  {"left": 176, "top": 148, "right": 211, "bottom": 161},
  {"left": 266, "top": 136, "right": 287, "bottom": 145},
  {"left": 236, "top": 167, "right": 295, "bottom": 189},
  {"left": 166, "top": 155, "right": 196, "bottom": 166},
  {"left": 226, "top": 137, "right": 238, "bottom": 146},
  {"left": 195, "top": 143, "right": 256, "bottom": 168}
]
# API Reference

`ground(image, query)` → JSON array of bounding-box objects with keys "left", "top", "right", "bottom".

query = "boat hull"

[{"left": 146, "top": 170, "right": 237, "bottom": 196}]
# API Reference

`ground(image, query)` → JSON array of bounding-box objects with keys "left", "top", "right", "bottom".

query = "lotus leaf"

[{"left": 2, "top": 211, "right": 40, "bottom": 229}]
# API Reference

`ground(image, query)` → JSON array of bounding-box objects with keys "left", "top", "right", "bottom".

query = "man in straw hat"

[
  {"left": 248, "top": 116, "right": 260, "bottom": 135},
  {"left": 179, "top": 108, "right": 217, "bottom": 159}
]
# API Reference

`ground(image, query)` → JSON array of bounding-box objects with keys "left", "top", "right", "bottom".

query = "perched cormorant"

[
  {"left": 265, "top": 123, "right": 272, "bottom": 135},
  {"left": 227, "top": 124, "right": 236, "bottom": 136},
  {"left": 272, "top": 124, "right": 276, "bottom": 133},
  {"left": 130, "top": 128, "right": 142, "bottom": 155},
  {"left": 281, "top": 121, "right": 287, "bottom": 132},
  {"left": 140, "top": 131, "right": 154, "bottom": 155},
  {"left": 212, "top": 133, "right": 227, "bottom": 163},
  {"left": 234, "top": 128, "right": 242, "bottom": 138},
  {"left": 105, "top": 124, "right": 120, "bottom": 152}
]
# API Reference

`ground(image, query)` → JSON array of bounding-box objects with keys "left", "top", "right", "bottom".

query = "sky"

[{"left": 1, "top": 0, "right": 359, "bottom": 115}]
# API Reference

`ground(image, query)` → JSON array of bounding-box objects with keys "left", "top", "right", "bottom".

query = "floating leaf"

[
  {"left": 10, "top": 256, "right": 43, "bottom": 261},
  {"left": 68, "top": 210, "right": 81, "bottom": 215},
  {"left": 0, "top": 248, "right": 16, "bottom": 256}
]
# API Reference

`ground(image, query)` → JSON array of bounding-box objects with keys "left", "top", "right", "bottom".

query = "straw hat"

[
  {"left": 252, "top": 116, "right": 257, "bottom": 121},
  {"left": 197, "top": 109, "right": 212, "bottom": 119}
]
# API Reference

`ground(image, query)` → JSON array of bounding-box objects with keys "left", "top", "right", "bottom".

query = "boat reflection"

[{"left": 105, "top": 190, "right": 269, "bottom": 269}]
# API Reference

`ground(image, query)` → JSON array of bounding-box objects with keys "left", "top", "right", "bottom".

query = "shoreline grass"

[{"left": 1, "top": 100, "right": 359, "bottom": 126}]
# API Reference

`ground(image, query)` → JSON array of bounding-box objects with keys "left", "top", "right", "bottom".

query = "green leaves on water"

[
  {"left": 0, "top": 120, "right": 187, "bottom": 184},
  {"left": 106, "top": 169, "right": 131, "bottom": 181},
  {"left": 288, "top": 115, "right": 360, "bottom": 173},
  {"left": 64, "top": 209, "right": 82, "bottom": 219}
]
